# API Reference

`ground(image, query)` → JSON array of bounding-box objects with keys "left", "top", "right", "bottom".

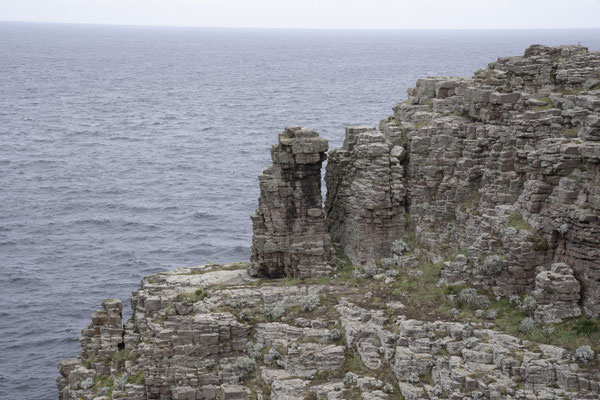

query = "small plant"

[
  {"left": 536, "top": 97, "right": 554, "bottom": 110},
  {"left": 175, "top": 288, "right": 207, "bottom": 304},
  {"left": 572, "top": 319, "right": 599, "bottom": 337},
  {"left": 114, "top": 374, "right": 128, "bottom": 390},
  {"left": 560, "top": 128, "right": 578, "bottom": 138},
  {"left": 245, "top": 341, "right": 263, "bottom": 359},
  {"left": 508, "top": 212, "right": 534, "bottom": 232},
  {"left": 487, "top": 310, "right": 498, "bottom": 320},
  {"left": 127, "top": 370, "right": 145, "bottom": 385},
  {"left": 234, "top": 356, "right": 256, "bottom": 379},
  {"left": 509, "top": 295, "right": 522, "bottom": 307},
  {"left": 300, "top": 294, "right": 320, "bottom": 312},
  {"left": 458, "top": 288, "right": 491, "bottom": 309},
  {"left": 328, "top": 328, "right": 342, "bottom": 342},
  {"left": 575, "top": 345, "right": 595, "bottom": 363},
  {"left": 80, "top": 377, "right": 94, "bottom": 390},
  {"left": 263, "top": 348, "right": 280, "bottom": 365},
  {"left": 521, "top": 296, "right": 537, "bottom": 316},
  {"left": 478, "top": 255, "right": 505, "bottom": 276},
  {"left": 261, "top": 306, "right": 285, "bottom": 320},
  {"left": 519, "top": 317, "right": 536, "bottom": 333},
  {"left": 204, "top": 359, "right": 217, "bottom": 370},
  {"left": 391, "top": 239, "right": 409, "bottom": 256}
]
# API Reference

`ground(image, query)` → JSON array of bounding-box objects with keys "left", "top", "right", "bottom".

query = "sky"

[{"left": 1, "top": 0, "right": 600, "bottom": 30}]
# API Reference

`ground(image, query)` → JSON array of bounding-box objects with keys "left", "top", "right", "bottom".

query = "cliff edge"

[{"left": 58, "top": 45, "right": 600, "bottom": 400}]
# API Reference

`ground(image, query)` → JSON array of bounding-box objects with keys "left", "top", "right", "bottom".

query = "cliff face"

[
  {"left": 59, "top": 45, "right": 600, "bottom": 400},
  {"left": 327, "top": 44, "right": 600, "bottom": 318}
]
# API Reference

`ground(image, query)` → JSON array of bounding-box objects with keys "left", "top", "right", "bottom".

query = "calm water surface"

[{"left": 1, "top": 22, "right": 599, "bottom": 399}]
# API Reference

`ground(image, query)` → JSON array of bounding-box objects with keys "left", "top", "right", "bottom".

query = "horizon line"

[{"left": 2, "top": 19, "right": 600, "bottom": 31}]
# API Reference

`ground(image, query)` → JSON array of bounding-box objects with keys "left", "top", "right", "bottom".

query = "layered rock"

[
  {"left": 325, "top": 127, "right": 407, "bottom": 265},
  {"left": 249, "top": 126, "right": 333, "bottom": 278},
  {"left": 58, "top": 263, "right": 600, "bottom": 400},
  {"left": 534, "top": 262, "right": 582, "bottom": 323},
  {"left": 365, "top": 44, "right": 600, "bottom": 315},
  {"left": 58, "top": 45, "right": 600, "bottom": 400}
]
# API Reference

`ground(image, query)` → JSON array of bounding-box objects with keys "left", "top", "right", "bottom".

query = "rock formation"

[
  {"left": 534, "top": 262, "right": 581, "bottom": 323},
  {"left": 371, "top": 44, "right": 600, "bottom": 314},
  {"left": 59, "top": 45, "right": 600, "bottom": 400},
  {"left": 325, "top": 126, "right": 406, "bottom": 265},
  {"left": 249, "top": 126, "right": 334, "bottom": 278}
]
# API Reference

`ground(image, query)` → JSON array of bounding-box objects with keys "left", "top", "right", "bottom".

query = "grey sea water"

[{"left": 1, "top": 22, "right": 599, "bottom": 399}]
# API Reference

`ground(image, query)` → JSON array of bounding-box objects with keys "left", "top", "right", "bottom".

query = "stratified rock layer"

[
  {"left": 326, "top": 126, "right": 406, "bottom": 265},
  {"left": 534, "top": 262, "right": 582, "bottom": 323},
  {"left": 249, "top": 126, "right": 333, "bottom": 278},
  {"left": 59, "top": 45, "right": 600, "bottom": 400},
  {"left": 363, "top": 44, "right": 600, "bottom": 315},
  {"left": 58, "top": 264, "right": 600, "bottom": 400}
]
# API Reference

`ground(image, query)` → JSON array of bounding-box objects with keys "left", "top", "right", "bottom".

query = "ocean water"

[{"left": 1, "top": 22, "right": 599, "bottom": 399}]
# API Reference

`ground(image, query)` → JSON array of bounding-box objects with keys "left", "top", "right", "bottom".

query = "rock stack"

[{"left": 249, "top": 126, "right": 334, "bottom": 278}]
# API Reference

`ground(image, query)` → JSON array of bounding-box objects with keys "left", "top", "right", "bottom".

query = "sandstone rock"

[
  {"left": 534, "top": 263, "right": 582, "bottom": 323},
  {"left": 250, "top": 126, "right": 334, "bottom": 278},
  {"left": 326, "top": 126, "right": 406, "bottom": 264}
]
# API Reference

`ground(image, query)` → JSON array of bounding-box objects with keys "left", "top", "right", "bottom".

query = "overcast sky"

[{"left": 2, "top": 0, "right": 600, "bottom": 30}]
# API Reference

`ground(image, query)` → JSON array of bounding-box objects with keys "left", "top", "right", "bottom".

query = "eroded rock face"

[
  {"left": 325, "top": 126, "right": 406, "bottom": 265},
  {"left": 249, "top": 126, "right": 334, "bottom": 278},
  {"left": 366, "top": 44, "right": 600, "bottom": 314},
  {"left": 534, "top": 262, "right": 582, "bottom": 323}
]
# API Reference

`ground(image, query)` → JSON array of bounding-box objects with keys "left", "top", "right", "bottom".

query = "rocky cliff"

[{"left": 58, "top": 45, "right": 600, "bottom": 400}]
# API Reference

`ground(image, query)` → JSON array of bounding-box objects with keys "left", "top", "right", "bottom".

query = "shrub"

[
  {"left": 391, "top": 239, "right": 409, "bottom": 256},
  {"left": 300, "top": 295, "right": 320, "bottom": 312},
  {"left": 263, "top": 348, "right": 280, "bottom": 365},
  {"left": 575, "top": 345, "right": 595, "bottom": 363},
  {"left": 519, "top": 317, "right": 536, "bottom": 333},
  {"left": 204, "top": 359, "right": 217, "bottom": 370},
  {"left": 245, "top": 341, "right": 263, "bottom": 359},
  {"left": 114, "top": 374, "right": 128, "bottom": 390},
  {"left": 234, "top": 356, "right": 256, "bottom": 379},
  {"left": 458, "top": 288, "right": 491, "bottom": 309},
  {"left": 363, "top": 261, "right": 378, "bottom": 277},
  {"left": 509, "top": 295, "right": 522, "bottom": 307},
  {"left": 380, "top": 257, "right": 396, "bottom": 269},
  {"left": 261, "top": 306, "right": 285, "bottom": 320},
  {"left": 175, "top": 288, "right": 207, "bottom": 304},
  {"left": 478, "top": 255, "right": 505, "bottom": 276},
  {"left": 127, "top": 370, "right": 145, "bottom": 385},
  {"left": 521, "top": 296, "right": 537, "bottom": 315},
  {"left": 328, "top": 328, "right": 342, "bottom": 342},
  {"left": 344, "top": 372, "right": 357, "bottom": 386},
  {"left": 80, "top": 377, "right": 94, "bottom": 390},
  {"left": 487, "top": 310, "right": 498, "bottom": 320}
]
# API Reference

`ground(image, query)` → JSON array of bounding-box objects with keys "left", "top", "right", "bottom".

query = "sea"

[{"left": 1, "top": 22, "right": 599, "bottom": 399}]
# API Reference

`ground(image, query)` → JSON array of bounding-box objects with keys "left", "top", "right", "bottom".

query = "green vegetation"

[
  {"left": 560, "top": 128, "right": 578, "bottom": 138},
  {"left": 460, "top": 190, "right": 480, "bottom": 211},
  {"left": 413, "top": 121, "right": 430, "bottom": 130},
  {"left": 175, "top": 288, "right": 207, "bottom": 304},
  {"left": 128, "top": 370, "right": 145, "bottom": 385},
  {"left": 536, "top": 97, "right": 554, "bottom": 110},
  {"left": 558, "top": 86, "right": 583, "bottom": 95},
  {"left": 110, "top": 349, "right": 138, "bottom": 367},
  {"left": 508, "top": 211, "right": 535, "bottom": 232},
  {"left": 92, "top": 375, "right": 114, "bottom": 396}
]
